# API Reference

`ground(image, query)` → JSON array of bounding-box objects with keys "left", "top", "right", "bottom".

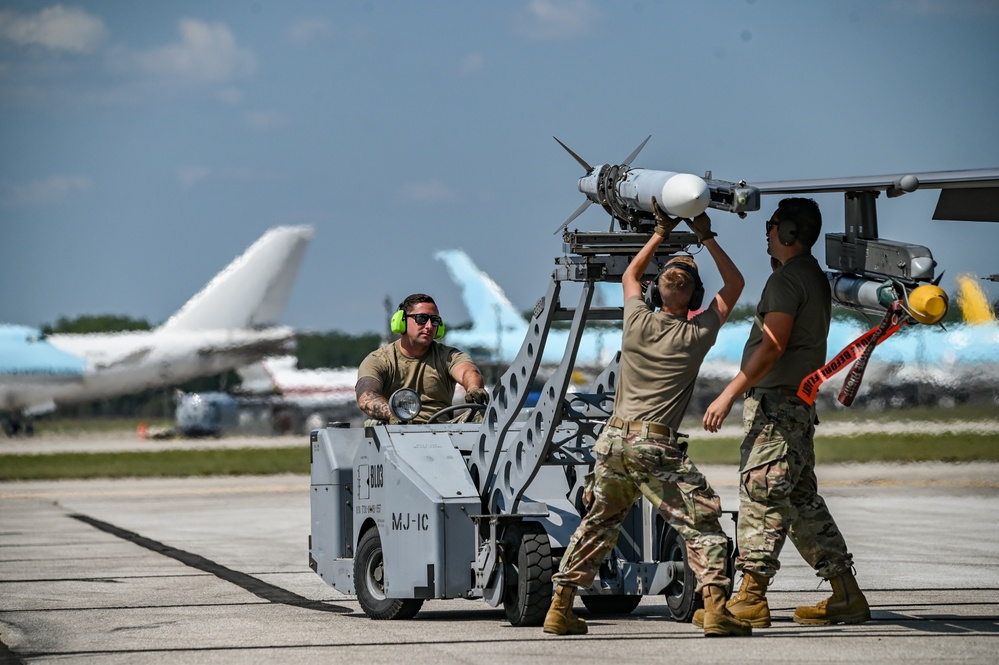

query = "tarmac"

[{"left": 1, "top": 431, "right": 998, "bottom": 664}]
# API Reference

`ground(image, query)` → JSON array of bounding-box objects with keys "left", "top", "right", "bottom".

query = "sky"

[{"left": 2, "top": 0, "right": 998, "bottom": 336}]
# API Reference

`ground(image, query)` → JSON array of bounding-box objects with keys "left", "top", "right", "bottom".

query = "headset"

[
  {"left": 777, "top": 217, "right": 799, "bottom": 246},
  {"left": 390, "top": 306, "right": 446, "bottom": 339},
  {"left": 643, "top": 259, "right": 705, "bottom": 312}
]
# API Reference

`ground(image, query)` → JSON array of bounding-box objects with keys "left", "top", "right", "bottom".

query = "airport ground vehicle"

[{"left": 309, "top": 231, "right": 733, "bottom": 625}]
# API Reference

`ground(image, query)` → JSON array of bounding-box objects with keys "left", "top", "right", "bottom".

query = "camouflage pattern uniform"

[
  {"left": 734, "top": 252, "right": 854, "bottom": 580},
  {"left": 553, "top": 296, "right": 730, "bottom": 594},
  {"left": 736, "top": 390, "right": 853, "bottom": 579},
  {"left": 552, "top": 423, "right": 731, "bottom": 593}
]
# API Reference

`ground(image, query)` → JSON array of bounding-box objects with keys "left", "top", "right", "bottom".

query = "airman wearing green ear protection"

[{"left": 355, "top": 293, "right": 488, "bottom": 424}]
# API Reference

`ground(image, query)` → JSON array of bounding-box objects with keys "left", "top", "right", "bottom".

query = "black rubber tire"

[
  {"left": 660, "top": 526, "right": 702, "bottom": 622},
  {"left": 579, "top": 594, "right": 642, "bottom": 615},
  {"left": 354, "top": 529, "right": 425, "bottom": 620},
  {"left": 501, "top": 521, "right": 553, "bottom": 626}
]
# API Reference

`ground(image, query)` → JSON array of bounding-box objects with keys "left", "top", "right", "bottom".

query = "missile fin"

[
  {"left": 554, "top": 199, "right": 592, "bottom": 234},
  {"left": 553, "top": 136, "right": 593, "bottom": 172},
  {"left": 622, "top": 135, "right": 651, "bottom": 166}
]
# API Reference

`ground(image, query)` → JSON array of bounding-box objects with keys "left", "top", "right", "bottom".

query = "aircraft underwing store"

[
  {"left": 554, "top": 136, "right": 999, "bottom": 405},
  {"left": 309, "top": 139, "right": 999, "bottom": 627}
]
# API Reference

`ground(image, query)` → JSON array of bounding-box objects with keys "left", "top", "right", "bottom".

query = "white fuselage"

[{"left": 0, "top": 327, "right": 294, "bottom": 413}]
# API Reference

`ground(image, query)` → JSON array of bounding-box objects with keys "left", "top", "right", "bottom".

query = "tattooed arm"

[{"left": 355, "top": 375, "right": 393, "bottom": 422}]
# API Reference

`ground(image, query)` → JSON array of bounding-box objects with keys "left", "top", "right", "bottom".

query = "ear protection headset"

[
  {"left": 390, "top": 306, "right": 446, "bottom": 339},
  {"left": 643, "top": 260, "right": 705, "bottom": 312},
  {"left": 777, "top": 216, "right": 799, "bottom": 246}
]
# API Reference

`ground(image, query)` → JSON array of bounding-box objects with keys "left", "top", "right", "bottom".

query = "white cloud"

[
  {"left": 131, "top": 19, "right": 256, "bottom": 85},
  {"left": 399, "top": 179, "right": 460, "bottom": 204},
  {"left": 216, "top": 87, "right": 244, "bottom": 104},
  {"left": 514, "top": 0, "right": 600, "bottom": 41},
  {"left": 458, "top": 52, "right": 485, "bottom": 77},
  {"left": 245, "top": 110, "right": 288, "bottom": 131},
  {"left": 8, "top": 175, "right": 90, "bottom": 205},
  {"left": 283, "top": 18, "right": 333, "bottom": 47},
  {"left": 178, "top": 165, "right": 211, "bottom": 188},
  {"left": 0, "top": 5, "right": 108, "bottom": 54}
]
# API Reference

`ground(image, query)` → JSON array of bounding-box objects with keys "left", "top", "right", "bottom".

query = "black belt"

[
  {"left": 746, "top": 386, "right": 800, "bottom": 399},
  {"left": 607, "top": 416, "right": 675, "bottom": 438}
]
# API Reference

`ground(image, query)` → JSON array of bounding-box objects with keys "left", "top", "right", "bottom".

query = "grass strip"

[
  {"left": 1, "top": 433, "right": 997, "bottom": 481},
  {"left": 0, "top": 447, "right": 309, "bottom": 481},
  {"left": 686, "top": 433, "right": 999, "bottom": 465}
]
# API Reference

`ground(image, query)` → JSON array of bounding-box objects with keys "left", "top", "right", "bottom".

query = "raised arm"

[
  {"left": 623, "top": 197, "right": 681, "bottom": 301},
  {"left": 686, "top": 214, "right": 744, "bottom": 325}
]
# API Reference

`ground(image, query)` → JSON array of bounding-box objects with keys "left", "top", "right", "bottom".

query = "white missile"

[
  {"left": 554, "top": 136, "right": 760, "bottom": 233},
  {"left": 578, "top": 167, "right": 710, "bottom": 219}
]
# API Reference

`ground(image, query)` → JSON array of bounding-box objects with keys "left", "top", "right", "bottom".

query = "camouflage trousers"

[
  {"left": 552, "top": 424, "right": 730, "bottom": 593},
  {"left": 736, "top": 390, "right": 853, "bottom": 579}
]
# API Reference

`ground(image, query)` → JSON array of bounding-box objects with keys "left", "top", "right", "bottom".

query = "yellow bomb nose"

[{"left": 908, "top": 284, "right": 948, "bottom": 324}]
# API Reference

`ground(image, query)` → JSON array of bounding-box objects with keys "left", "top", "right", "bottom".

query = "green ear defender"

[
  {"left": 390, "top": 309, "right": 406, "bottom": 334},
  {"left": 389, "top": 309, "right": 446, "bottom": 339}
]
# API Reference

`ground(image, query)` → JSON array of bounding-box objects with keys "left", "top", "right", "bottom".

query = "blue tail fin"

[{"left": 434, "top": 249, "right": 528, "bottom": 341}]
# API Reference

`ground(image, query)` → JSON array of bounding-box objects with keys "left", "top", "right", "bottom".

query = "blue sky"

[{"left": 2, "top": 0, "right": 998, "bottom": 335}]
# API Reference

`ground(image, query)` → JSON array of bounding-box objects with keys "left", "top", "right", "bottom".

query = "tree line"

[{"left": 38, "top": 295, "right": 995, "bottom": 419}]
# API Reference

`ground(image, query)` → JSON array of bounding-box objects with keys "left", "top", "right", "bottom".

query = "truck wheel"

[
  {"left": 354, "top": 529, "right": 424, "bottom": 620},
  {"left": 579, "top": 594, "right": 642, "bottom": 615},
  {"left": 660, "top": 526, "right": 701, "bottom": 622},
  {"left": 501, "top": 521, "right": 553, "bottom": 626}
]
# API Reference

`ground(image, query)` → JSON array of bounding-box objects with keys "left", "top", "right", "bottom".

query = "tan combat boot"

[
  {"left": 701, "top": 585, "right": 753, "bottom": 637},
  {"left": 793, "top": 571, "right": 871, "bottom": 625},
  {"left": 693, "top": 571, "right": 771, "bottom": 628},
  {"left": 543, "top": 584, "right": 588, "bottom": 635}
]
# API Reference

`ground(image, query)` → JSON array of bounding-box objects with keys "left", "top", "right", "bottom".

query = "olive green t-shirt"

[
  {"left": 741, "top": 253, "right": 831, "bottom": 390},
  {"left": 357, "top": 340, "right": 472, "bottom": 423},
  {"left": 614, "top": 295, "right": 721, "bottom": 431}
]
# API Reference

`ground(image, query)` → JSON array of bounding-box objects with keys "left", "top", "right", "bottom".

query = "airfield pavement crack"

[{"left": 69, "top": 513, "right": 350, "bottom": 614}]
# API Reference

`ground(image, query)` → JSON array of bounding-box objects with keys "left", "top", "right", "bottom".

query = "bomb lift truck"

[{"left": 309, "top": 229, "right": 732, "bottom": 625}]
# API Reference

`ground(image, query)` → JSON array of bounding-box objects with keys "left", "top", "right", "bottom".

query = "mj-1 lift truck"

[{"left": 309, "top": 229, "right": 733, "bottom": 626}]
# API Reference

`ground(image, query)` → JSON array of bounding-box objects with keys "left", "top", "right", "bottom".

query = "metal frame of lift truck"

[{"left": 309, "top": 230, "right": 735, "bottom": 626}]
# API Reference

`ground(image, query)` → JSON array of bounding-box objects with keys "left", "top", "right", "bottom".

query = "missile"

[
  {"left": 555, "top": 136, "right": 761, "bottom": 233},
  {"left": 579, "top": 168, "right": 710, "bottom": 219},
  {"left": 828, "top": 272, "right": 948, "bottom": 324}
]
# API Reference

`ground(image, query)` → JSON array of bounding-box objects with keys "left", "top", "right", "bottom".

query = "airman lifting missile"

[{"left": 554, "top": 136, "right": 760, "bottom": 233}]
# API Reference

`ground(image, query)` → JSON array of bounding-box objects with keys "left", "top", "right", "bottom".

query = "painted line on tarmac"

[
  {"left": 69, "top": 513, "right": 350, "bottom": 614},
  {"left": 0, "top": 483, "right": 306, "bottom": 500}
]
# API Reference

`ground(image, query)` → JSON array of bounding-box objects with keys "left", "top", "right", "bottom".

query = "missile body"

[
  {"left": 553, "top": 138, "right": 760, "bottom": 232},
  {"left": 579, "top": 166, "right": 711, "bottom": 220}
]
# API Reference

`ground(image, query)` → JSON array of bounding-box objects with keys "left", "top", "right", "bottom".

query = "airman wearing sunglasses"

[{"left": 356, "top": 293, "right": 487, "bottom": 424}]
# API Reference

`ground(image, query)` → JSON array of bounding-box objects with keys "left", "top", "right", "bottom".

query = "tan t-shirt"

[
  {"left": 357, "top": 340, "right": 473, "bottom": 423},
  {"left": 741, "top": 253, "right": 831, "bottom": 389},
  {"left": 613, "top": 296, "right": 721, "bottom": 430}
]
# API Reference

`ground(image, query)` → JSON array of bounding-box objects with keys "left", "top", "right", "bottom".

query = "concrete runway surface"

[{"left": 1, "top": 434, "right": 998, "bottom": 664}]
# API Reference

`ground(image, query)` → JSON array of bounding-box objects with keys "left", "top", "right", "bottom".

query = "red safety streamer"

[{"left": 797, "top": 304, "right": 906, "bottom": 405}]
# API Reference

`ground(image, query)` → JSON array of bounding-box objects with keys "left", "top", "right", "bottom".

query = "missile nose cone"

[
  {"left": 661, "top": 173, "right": 710, "bottom": 218},
  {"left": 908, "top": 284, "right": 948, "bottom": 324}
]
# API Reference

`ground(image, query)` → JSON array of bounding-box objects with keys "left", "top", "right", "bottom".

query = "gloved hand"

[
  {"left": 651, "top": 196, "right": 682, "bottom": 237},
  {"left": 464, "top": 387, "right": 490, "bottom": 405},
  {"left": 686, "top": 212, "right": 717, "bottom": 243}
]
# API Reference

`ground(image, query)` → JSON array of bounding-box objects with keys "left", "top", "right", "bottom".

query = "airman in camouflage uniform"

[
  {"left": 544, "top": 201, "right": 750, "bottom": 637},
  {"left": 701, "top": 198, "right": 871, "bottom": 629}
]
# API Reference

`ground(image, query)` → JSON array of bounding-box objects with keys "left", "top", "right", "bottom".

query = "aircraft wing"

[{"left": 750, "top": 168, "right": 999, "bottom": 222}]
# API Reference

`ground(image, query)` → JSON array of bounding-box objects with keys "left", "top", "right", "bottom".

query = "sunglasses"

[
  {"left": 406, "top": 313, "right": 442, "bottom": 327},
  {"left": 766, "top": 219, "right": 779, "bottom": 233}
]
